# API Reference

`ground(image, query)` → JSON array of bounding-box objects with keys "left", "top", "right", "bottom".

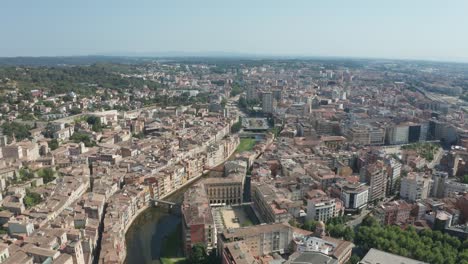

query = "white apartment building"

[
  {"left": 385, "top": 158, "right": 402, "bottom": 195},
  {"left": 400, "top": 172, "right": 433, "bottom": 202},
  {"left": 306, "top": 190, "right": 338, "bottom": 222}
]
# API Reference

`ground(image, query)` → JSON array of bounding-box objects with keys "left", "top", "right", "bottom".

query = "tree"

[
  {"left": 303, "top": 220, "right": 319, "bottom": 232},
  {"left": 86, "top": 115, "right": 103, "bottom": 132},
  {"left": 190, "top": 244, "right": 207, "bottom": 264},
  {"left": 24, "top": 190, "right": 43, "bottom": 208},
  {"left": 347, "top": 254, "right": 361, "bottom": 264},
  {"left": 221, "top": 98, "right": 227, "bottom": 108},
  {"left": 49, "top": 139, "right": 59, "bottom": 150},
  {"left": 1, "top": 122, "right": 31, "bottom": 142},
  {"left": 238, "top": 96, "right": 248, "bottom": 109},
  {"left": 289, "top": 219, "right": 300, "bottom": 228},
  {"left": 463, "top": 175, "right": 468, "bottom": 184},
  {"left": 353, "top": 216, "right": 465, "bottom": 264},
  {"left": 69, "top": 107, "right": 82, "bottom": 115},
  {"left": 37, "top": 168, "right": 56, "bottom": 184},
  {"left": 18, "top": 168, "right": 35, "bottom": 182},
  {"left": 231, "top": 119, "right": 242, "bottom": 133},
  {"left": 70, "top": 132, "right": 96, "bottom": 147},
  {"left": 230, "top": 83, "right": 243, "bottom": 97},
  {"left": 361, "top": 215, "right": 379, "bottom": 227}
]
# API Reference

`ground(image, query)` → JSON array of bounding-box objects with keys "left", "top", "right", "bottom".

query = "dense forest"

[
  {"left": 0, "top": 63, "right": 161, "bottom": 95},
  {"left": 354, "top": 216, "right": 468, "bottom": 264},
  {"left": 292, "top": 215, "right": 468, "bottom": 264}
]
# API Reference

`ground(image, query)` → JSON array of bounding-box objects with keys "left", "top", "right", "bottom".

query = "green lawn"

[
  {"left": 160, "top": 225, "right": 186, "bottom": 264},
  {"left": 161, "top": 257, "right": 186, "bottom": 264},
  {"left": 236, "top": 138, "right": 257, "bottom": 152}
]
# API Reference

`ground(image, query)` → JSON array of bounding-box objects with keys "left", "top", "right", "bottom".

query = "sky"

[{"left": 1, "top": 0, "right": 468, "bottom": 61}]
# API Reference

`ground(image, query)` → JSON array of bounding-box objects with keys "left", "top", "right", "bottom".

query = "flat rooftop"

[{"left": 360, "top": 248, "right": 428, "bottom": 264}]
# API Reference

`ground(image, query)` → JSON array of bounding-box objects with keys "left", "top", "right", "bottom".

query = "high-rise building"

[
  {"left": 246, "top": 86, "right": 257, "bottom": 101},
  {"left": 400, "top": 172, "right": 433, "bottom": 202},
  {"left": 385, "top": 158, "right": 402, "bottom": 195},
  {"left": 432, "top": 171, "right": 448, "bottom": 198},
  {"left": 361, "top": 161, "right": 387, "bottom": 203},
  {"left": 385, "top": 125, "right": 409, "bottom": 145},
  {"left": 262, "top": 92, "right": 273, "bottom": 114}
]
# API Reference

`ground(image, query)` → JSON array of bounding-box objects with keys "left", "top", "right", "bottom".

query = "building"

[
  {"left": 203, "top": 173, "right": 245, "bottom": 205},
  {"left": 432, "top": 171, "right": 448, "bottom": 198},
  {"left": 384, "top": 158, "right": 402, "bottom": 195},
  {"left": 374, "top": 200, "right": 412, "bottom": 225},
  {"left": 0, "top": 243, "right": 9, "bottom": 263},
  {"left": 347, "top": 126, "right": 370, "bottom": 145},
  {"left": 359, "top": 248, "right": 428, "bottom": 264},
  {"left": 338, "top": 182, "right": 369, "bottom": 211},
  {"left": 347, "top": 125, "right": 385, "bottom": 146},
  {"left": 218, "top": 223, "right": 293, "bottom": 257},
  {"left": 444, "top": 180, "right": 468, "bottom": 197},
  {"left": 246, "top": 86, "right": 258, "bottom": 101},
  {"left": 286, "top": 252, "right": 338, "bottom": 264},
  {"left": 361, "top": 161, "right": 387, "bottom": 203},
  {"left": 306, "top": 190, "right": 340, "bottom": 222},
  {"left": 221, "top": 241, "right": 259, "bottom": 264},
  {"left": 386, "top": 125, "right": 409, "bottom": 145},
  {"left": 181, "top": 183, "right": 216, "bottom": 255},
  {"left": 251, "top": 183, "right": 290, "bottom": 223},
  {"left": 400, "top": 172, "right": 433, "bottom": 202},
  {"left": 262, "top": 92, "right": 274, "bottom": 114}
]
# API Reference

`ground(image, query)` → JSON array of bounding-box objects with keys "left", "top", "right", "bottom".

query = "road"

[{"left": 346, "top": 209, "right": 371, "bottom": 228}]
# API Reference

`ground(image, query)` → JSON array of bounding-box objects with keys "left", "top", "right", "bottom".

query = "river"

[{"left": 124, "top": 173, "right": 214, "bottom": 264}]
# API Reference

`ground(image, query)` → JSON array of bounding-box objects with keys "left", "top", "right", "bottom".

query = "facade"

[
  {"left": 444, "top": 180, "right": 468, "bottom": 197},
  {"left": 218, "top": 223, "right": 293, "bottom": 257},
  {"left": 339, "top": 182, "right": 369, "bottom": 210},
  {"left": 306, "top": 190, "right": 339, "bottom": 222},
  {"left": 262, "top": 92, "right": 274, "bottom": 114},
  {"left": 400, "top": 172, "right": 433, "bottom": 202},
  {"left": 204, "top": 173, "right": 244, "bottom": 205},
  {"left": 252, "top": 183, "right": 290, "bottom": 223},
  {"left": 374, "top": 200, "right": 412, "bottom": 225},
  {"left": 432, "top": 171, "right": 448, "bottom": 198},
  {"left": 384, "top": 158, "right": 402, "bottom": 195},
  {"left": 386, "top": 125, "right": 409, "bottom": 145},
  {"left": 360, "top": 248, "right": 428, "bottom": 264},
  {"left": 181, "top": 183, "right": 217, "bottom": 254},
  {"left": 361, "top": 161, "right": 387, "bottom": 203},
  {"left": 348, "top": 125, "right": 385, "bottom": 146}
]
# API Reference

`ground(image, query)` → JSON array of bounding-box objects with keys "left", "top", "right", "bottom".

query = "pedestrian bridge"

[{"left": 152, "top": 199, "right": 178, "bottom": 207}]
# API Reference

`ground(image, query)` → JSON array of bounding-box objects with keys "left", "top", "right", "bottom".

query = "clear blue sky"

[{"left": 1, "top": 0, "right": 468, "bottom": 61}]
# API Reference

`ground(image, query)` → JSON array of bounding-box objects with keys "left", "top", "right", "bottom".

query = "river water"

[{"left": 124, "top": 173, "right": 213, "bottom": 264}]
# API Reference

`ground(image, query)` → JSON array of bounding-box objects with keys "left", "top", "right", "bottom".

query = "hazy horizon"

[{"left": 2, "top": 0, "right": 468, "bottom": 62}]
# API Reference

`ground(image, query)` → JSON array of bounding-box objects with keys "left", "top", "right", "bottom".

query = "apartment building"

[
  {"left": 182, "top": 183, "right": 216, "bottom": 254},
  {"left": 251, "top": 183, "right": 290, "bottom": 223},
  {"left": 374, "top": 200, "right": 412, "bottom": 225},
  {"left": 306, "top": 189, "right": 340, "bottom": 222},
  {"left": 218, "top": 223, "right": 293, "bottom": 257},
  {"left": 361, "top": 161, "right": 387, "bottom": 203},
  {"left": 400, "top": 172, "right": 433, "bottom": 202}
]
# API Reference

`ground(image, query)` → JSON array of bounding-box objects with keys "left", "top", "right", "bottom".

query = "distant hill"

[{"left": 0, "top": 56, "right": 148, "bottom": 66}]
